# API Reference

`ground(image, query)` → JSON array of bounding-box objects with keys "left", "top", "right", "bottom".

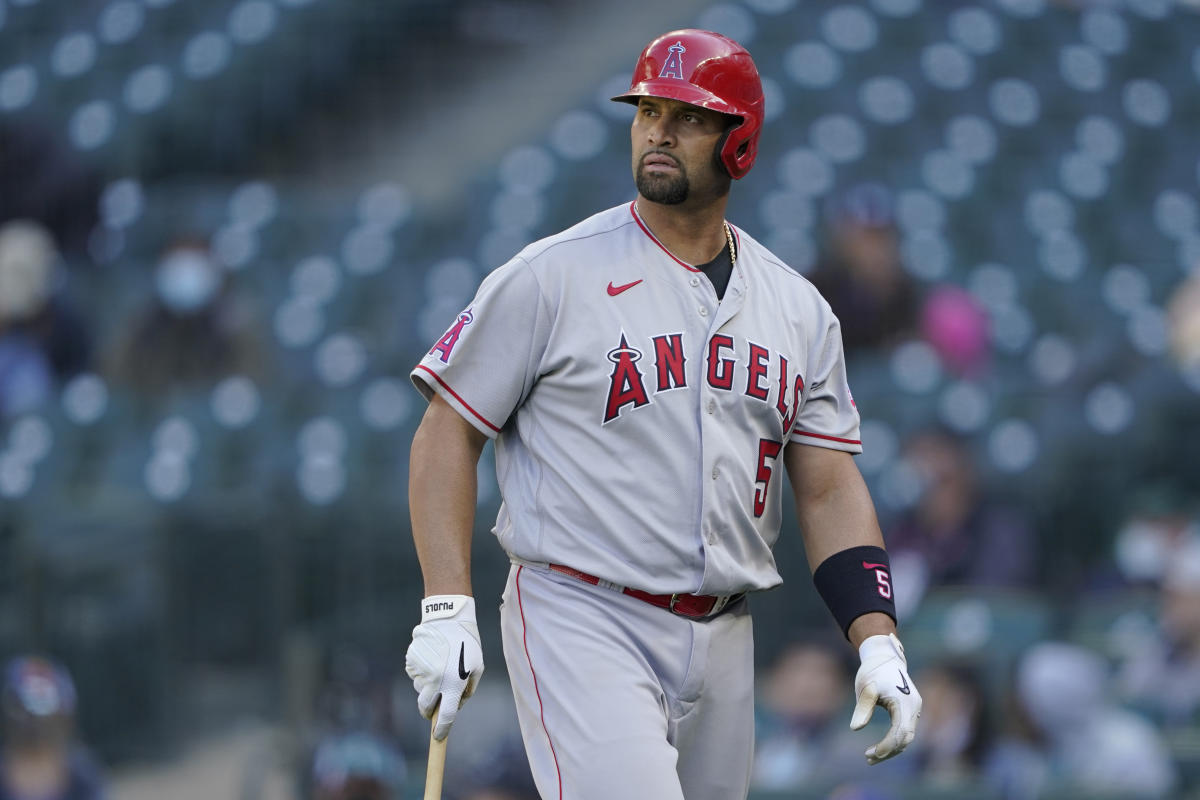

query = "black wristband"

[{"left": 812, "top": 545, "right": 898, "bottom": 639}]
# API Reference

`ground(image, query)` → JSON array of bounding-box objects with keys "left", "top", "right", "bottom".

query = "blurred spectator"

[
  {"left": 903, "top": 661, "right": 991, "bottom": 787},
  {"left": 1109, "top": 486, "right": 1200, "bottom": 588},
  {"left": 751, "top": 639, "right": 864, "bottom": 791},
  {"left": 307, "top": 643, "right": 427, "bottom": 767},
  {"left": 986, "top": 642, "right": 1176, "bottom": 799},
  {"left": 0, "top": 656, "right": 106, "bottom": 800},
  {"left": 885, "top": 429, "right": 1035, "bottom": 612},
  {"left": 809, "top": 183, "right": 918, "bottom": 355},
  {"left": 824, "top": 785, "right": 898, "bottom": 800},
  {"left": 309, "top": 732, "right": 405, "bottom": 800},
  {"left": 1117, "top": 537, "right": 1200, "bottom": 728},
  {"left": 433, "top": 684, "right": 536, "bottom": 800},
  {"left": 458, "top": 790, "right": 536, "bottom": 800},
  {"left": 106, "top": 237, "right": 262, "bottom": 398},
  {"left": 450, "top": 736, "right": 538, "bottom": 800},
  {"left": 1167, "top": 271, "right": 1200, "bottom": 371},
  {"left": 316, "top": 646, "right": 400, "bottom": 740},
  {"left": 295, "top": 646, "right": 414, "bottom": 800},
  {"left": 0, "top": 220, "right": 92, "bottom": 418},
  {"left": 919, "top": 286, "right": 989, "bottom": 377},
  {"left": 0, "top": 122, "right": 100, "bottom": 258}
]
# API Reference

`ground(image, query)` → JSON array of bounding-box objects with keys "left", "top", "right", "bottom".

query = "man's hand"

[
  {"left": 405, "top": 594, "right": 484, "bottom": 740},
  {"left": 850, "top": 632, "right": 921, "bottom": 765}
]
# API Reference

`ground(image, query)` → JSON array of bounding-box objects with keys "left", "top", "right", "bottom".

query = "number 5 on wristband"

[{"left": 812, "top": 545, "right": 898, "bottom": 637}]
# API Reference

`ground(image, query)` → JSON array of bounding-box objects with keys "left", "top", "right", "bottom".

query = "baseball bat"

[{"left": 424, "top": 705, "right": 447, "bottom": 800}]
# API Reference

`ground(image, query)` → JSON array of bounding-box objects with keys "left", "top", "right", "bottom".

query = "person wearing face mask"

[
  {"left": 0, "top": 220, "right": 91, "bottom": 418},
  {"left": 901, "top": 662, "right": 991, "bottom": 788},
  {"left": 807, "top": 183, "right": 918, "bottom": 358},
  {"left": 752, "top": 640, "right": 873, "bottom": 791},
  {"left": 308, "top": 733, "right": 406, "bottom": 800},
  {"left": 884, "top": 429, "right": 1036, "bottom": 614},
  {"left": 985, "top": 642, "right": 1177, "bottom": 800},
  {"left": 1106, "top": 488, "right": 1200, "bottom": 588},
  {"left": 107, "top": 237, "right": 262, "bottom": 398},
  {"left": 0, "top": 656, "right": 107, "bottom": 800},
  {"left": 1116, "top": 538, "right": 1200, "bottom": 729}
]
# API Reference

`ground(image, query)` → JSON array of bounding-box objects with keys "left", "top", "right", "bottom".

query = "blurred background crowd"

[{"left": 1, "top": 0, "right": 1199, "bottom": 798}]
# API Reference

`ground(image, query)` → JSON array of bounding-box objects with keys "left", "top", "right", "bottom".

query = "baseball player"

[{"left": 406, "top": 29, "right": 921, "bottom": 799}]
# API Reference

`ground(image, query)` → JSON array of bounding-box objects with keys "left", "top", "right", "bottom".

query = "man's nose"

[{"left": 647, "top": 117, "right": 676, "bottom": 147}]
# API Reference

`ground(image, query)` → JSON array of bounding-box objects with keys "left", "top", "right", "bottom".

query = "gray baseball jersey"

[{"left": 411, "top": 201, "right": 861, "bottom": 596}]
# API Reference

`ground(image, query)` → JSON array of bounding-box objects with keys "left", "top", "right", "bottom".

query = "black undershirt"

[{"left": 696, "top": 236, "right": 735, "bottom": 300}]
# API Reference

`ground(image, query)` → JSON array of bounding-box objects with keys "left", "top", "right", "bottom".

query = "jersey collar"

[{"left": 629, "top": 201, "right": 742, "bottom": 274}]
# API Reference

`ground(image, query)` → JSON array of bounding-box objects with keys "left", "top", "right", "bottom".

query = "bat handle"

[{"left": 424, "top": 706, "right": 448, "bottom": 800}]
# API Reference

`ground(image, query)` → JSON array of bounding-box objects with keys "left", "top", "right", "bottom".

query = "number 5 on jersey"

[{"left": 753, "top": 438, "right": 783, "bottom": 518}]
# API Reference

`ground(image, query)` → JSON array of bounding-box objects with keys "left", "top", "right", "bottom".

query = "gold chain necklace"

[{"left": 723, "top": 222, "right": 736, "bottom": 265}]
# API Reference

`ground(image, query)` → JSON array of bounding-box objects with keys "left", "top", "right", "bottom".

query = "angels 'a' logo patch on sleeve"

[{"left": 429, "top": 308, "right": 474, "bottom": 363}]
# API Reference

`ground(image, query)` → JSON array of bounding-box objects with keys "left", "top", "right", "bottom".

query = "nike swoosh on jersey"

[
  {"left": 862, "top": 561, "right": 889, "bottom": 570},
  {"left": 607, "top": 279, "right": 644, "bottom": 296},
  {"left": 458, "top": 643, "right": 469, "bottom": 680}
]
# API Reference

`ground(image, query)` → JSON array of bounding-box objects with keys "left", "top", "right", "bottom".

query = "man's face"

[{"left": 631, "top": 97, "right": 732, "bottom": 206}]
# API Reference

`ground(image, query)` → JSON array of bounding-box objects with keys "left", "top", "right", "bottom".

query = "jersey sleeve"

[
  {"left": 790, "top": 311, "right": 863, "bottom": 454},
  {"left": 410, "top": 257, "right": 551, "bottom": 439}
]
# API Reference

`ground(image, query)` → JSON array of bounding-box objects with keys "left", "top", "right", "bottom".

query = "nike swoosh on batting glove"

[
  {"left": 850, "top": 632, "right": 922, "bottom": 765},
  {"left": 405, "top": 594, "right": 484, "bottom": 741}
]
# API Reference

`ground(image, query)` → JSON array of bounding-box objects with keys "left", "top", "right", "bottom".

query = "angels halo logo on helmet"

[
  {"left": 659, "top": 41, "right": 687, "bottom": 80},
  {"left": 613, "top": 29, "right": 765, "bottom": 180}
]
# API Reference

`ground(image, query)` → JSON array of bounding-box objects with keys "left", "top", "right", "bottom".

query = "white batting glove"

[
  {"left": 405, "top": 595, "right": 484, "bottom": 741},
  {"left": 850, "top": 633, "right": 922, "bottom": 765}
]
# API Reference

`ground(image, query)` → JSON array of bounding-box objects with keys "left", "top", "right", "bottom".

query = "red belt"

[{"left": 548, "top": 564, "right": 742, "bottom": 619}]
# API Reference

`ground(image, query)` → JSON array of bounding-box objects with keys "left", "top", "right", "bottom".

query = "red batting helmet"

[{"left": 612, "top": 29, "right": 765, "bottom": 180}]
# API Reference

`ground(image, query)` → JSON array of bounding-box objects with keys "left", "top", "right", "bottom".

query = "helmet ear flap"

[{"left": 714, "top": 118, "right": 753, "bottom": 179}]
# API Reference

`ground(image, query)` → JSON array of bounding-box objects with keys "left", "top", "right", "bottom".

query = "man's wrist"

[
  {"left": 848, "top": 612, "right": 897, "bottom": 649},
  {"left": 422, "top": 574, "right": 473, "bottom": 598}
]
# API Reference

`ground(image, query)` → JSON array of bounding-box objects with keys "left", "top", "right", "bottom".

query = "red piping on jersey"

[
  {"left": 794, "top": 430, "right": 862, "bottom": 446},
  {"left": 516, "top": 566, "right": 564, "bottom": 799},
  {"left": 413, "top": 365, "right": 501, "bottom": 433},
  {"left": 629, "top": 202, "right": 702, "bottom": 273}
]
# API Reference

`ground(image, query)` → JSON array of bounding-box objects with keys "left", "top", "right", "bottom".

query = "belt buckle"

[{"left": 668, "top": 593, "right": 681, "bottom": 613}]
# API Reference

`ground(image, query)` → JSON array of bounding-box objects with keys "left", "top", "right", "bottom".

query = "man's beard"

[{"left": 636, "top": 163, "right": 690, "bottom": 205}]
